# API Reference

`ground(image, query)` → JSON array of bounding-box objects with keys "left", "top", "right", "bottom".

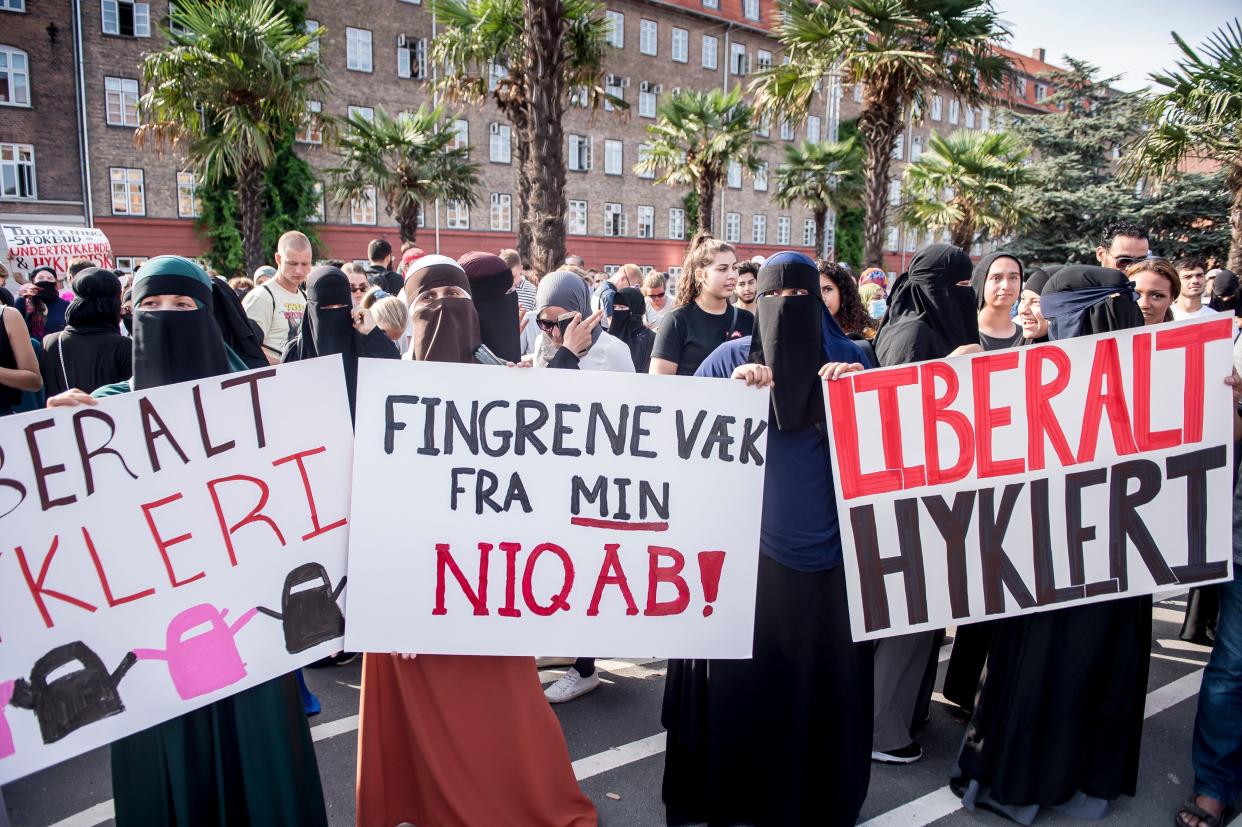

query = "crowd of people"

[{"left": 0, "top": 218, "right": 1240, "bottom": 827}]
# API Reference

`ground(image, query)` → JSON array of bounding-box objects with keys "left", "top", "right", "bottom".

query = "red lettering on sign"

[
  {"left": 141, "top": 492, "right": 205, "bottom": 588},
  {"left": 920, "top": 362, "right": 974, "bottom": 486},
  {"left": 972, "top": 352, "right": 1025, "bottom": 478}
]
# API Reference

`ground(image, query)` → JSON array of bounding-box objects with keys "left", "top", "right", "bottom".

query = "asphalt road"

[{"left": 1, "top": 593, "right": 1228, "bottom": 827}]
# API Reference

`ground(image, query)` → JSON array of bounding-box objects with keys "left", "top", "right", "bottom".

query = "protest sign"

[
  {"left": 345, "top": 359, "right": 769, "bottom": 659},
  {"left": 1, "top": 224, "right": 114, "bottom": 282},
  {"left": 0, "top": 357, "right": 354, "bottom": 784},
  {"left": 824, "top": 316, "right": 1236, "bottom": 641}
]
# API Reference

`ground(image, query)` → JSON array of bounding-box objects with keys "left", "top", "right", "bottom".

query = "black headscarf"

[
  {"left": 1209, "top": 269, "right": 1241, "bottom": 316},
  {"left": 459, "top": 252, "right": 520, "bottom": 362},
  {"left": 970, "top": 252, "right": 1024, "bottom": 310},
  {"left": 211, "top": 276, "right": 268, "bottom": 369},
  {"left": 64, "top": 267, "right": 121, "bottom": 329},
  {"left": 120, "top": 286, "right": 134, "bottom": 334},
  {"left": 874, "top": 243, "right": 978, "bottom": 366},
  {"left": 406, "top": 261, "right": 481, "bottom": 364},
  {"left": 1041, "top": 265, "right": 1144, "bottom": 340},
  {"left": 1023, "top": 267, "right": 1053, "bottom": 297},
  {"left": 750, "top": 251, "right": 865, "bottom": 430},
  {"left": 611, "top": 287, "right": 655, "bottom": 372},
  {"left": 131, "top": 256, "right": 233, "bottom": 391}
]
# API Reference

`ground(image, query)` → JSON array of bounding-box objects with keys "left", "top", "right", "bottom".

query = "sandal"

[{"left": 1175, "top": 797, "right": 1231, "bottom": 827}]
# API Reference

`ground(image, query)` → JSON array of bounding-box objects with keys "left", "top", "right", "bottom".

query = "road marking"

[
  {"left": 1160, "top": 638, "right": 1214, "bottom": 654},
  {"left": 1145, "top": 669, "right": 1204, "bottom": 718},
  {"left": 573, "top": 733, "right": 667, "bottom": 781},
  {"left": 1154, "top": 606, "right": 1190, "bottom": 624},
  {"left": 311, "top": 714, "right": 359, "bottom": 743},
  {"left": 47, "top": 801, "right": 114, "bottom": 827},
  {"left": 1152, "top": 652, "right": 1209, "bottom": 667},
  {"left": 859, "top": 786, "right": 963, "bottom": 827}
]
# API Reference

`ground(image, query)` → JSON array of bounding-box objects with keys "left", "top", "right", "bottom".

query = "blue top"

[
  {"left": 15, "top": 296, "right": 68, "bottom": 336},
  {"left": 695, "top": 335, "right": 844, "bottom": 571}
]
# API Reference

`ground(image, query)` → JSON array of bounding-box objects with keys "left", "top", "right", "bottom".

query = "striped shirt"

[{"left": 515, "top": 277, "right": 537, "bottom": 311}]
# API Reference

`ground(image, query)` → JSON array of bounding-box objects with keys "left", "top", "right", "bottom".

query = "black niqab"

[
  {"left": 749, "top": 252, "right": 827, "bottom": 431},
  {"left": 459, "top": 252, "right": 521, "bottom": 362},
  {"left": 407, "top": 263, "right": 481, "bottom": 364},
  {"left": 211, "top": 277, "right": 268, "bottom": 369},
  {"left": 1209, "top": 269, "right": 1241, "bottom": 316},
  {"left": 131, "top": 259, "right": 231, "bottom": 391},
  {"left": 611, "top": 287, "right": 655, "bottom": 372},
  {"left": 874, "top": 243, "right": 978, "bottom": 366},
  {"left": 1041, "top": 265, "right": 1144, "bottom": 340}
]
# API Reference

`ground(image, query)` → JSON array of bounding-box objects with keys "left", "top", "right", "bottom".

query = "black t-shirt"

[
  {"left": 979, "top": 324, "right": 1025, "bottom": 351},
  {"left": 652, "top": 301, "right": 755, "bottom": 375}
]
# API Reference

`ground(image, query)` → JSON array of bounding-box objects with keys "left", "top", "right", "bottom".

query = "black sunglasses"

[{"left": 535, "top": 317, "right": 558, "bottom": 332}]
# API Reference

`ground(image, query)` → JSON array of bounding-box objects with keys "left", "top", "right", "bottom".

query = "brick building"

[{"left": 0, "top": 0, "right": 1069, "bottom": 278}]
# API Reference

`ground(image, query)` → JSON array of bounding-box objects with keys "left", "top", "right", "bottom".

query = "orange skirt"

[{"left": 356, "top": 653, "right": 598, "bottom": 827}]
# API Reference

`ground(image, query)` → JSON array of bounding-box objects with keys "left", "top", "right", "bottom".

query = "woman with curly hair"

[{"left": 817, "top": 260, "right": 877, "bottom": 340}]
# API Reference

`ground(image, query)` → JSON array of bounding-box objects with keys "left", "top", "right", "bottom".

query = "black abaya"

[{"left": 40, "top": 326, "right": 132, "bottom": 397}]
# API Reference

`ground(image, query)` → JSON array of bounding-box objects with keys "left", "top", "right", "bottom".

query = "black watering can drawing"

[
  {"left": 9, "top": 642, "right": 137, "bottom": 744},
  {"left": 257, "top": 563, "right": 347, "bottom": 654}
]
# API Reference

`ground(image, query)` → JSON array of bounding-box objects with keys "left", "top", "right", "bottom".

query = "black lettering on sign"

[
  {"left": 922, "top": 491, "right": 976, "bottom": 619},
  {"left": 1166, "top": 445, "right": 1229, "bottom": 583}
]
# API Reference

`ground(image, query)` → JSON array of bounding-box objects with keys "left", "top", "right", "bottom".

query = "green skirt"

[{"left": 111, "top": 674, "right": 327, "bottom": 826}]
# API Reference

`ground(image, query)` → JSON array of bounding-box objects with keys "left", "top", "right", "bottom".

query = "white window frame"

[
  {"left": 742, "top": 0, "right": 759, "bottom": 20},
  {"left": 0, "top": 142, "right": 35, "bottom": 199},
  {"left": 949, "top": 98, "right": 960, "bottom": 125},
  {"left": 888, "top": 178, "right": 901, "bottom": 205},
  {"left": 109, "top": 167, "right": 144, "bottom": 215},
  {"left": 776, "top": 216, "right": 790, "bottom": 246},
  {"left": 0, "top": 0, "right": 27, "bottom": 10},
  {"left": 702, "top": 35, "right": 718, "bottom": 70},
  {"left": 568, "top": 134, "right": 592, "bottom": 171},
  {"left": 668, "top": 208, "right": 685, "bottom": 241},
  {"left": 489, "top": 122, "right": 512, "bottom": 164},
  {"left": 904, "top": 228, "right": 917, "bottom": 253},
  {"left": 980, "top": 105, "right": 991, "bottom": 131},
  {"left": 730, "top": 42, "right": 748, "bottom": 76},
  {"left": 176, "top": 170, "right": 200, "bottom": 218},
  {"left": 1035, "top": 82, "right": 1048, "bottom": 102},
  {"left": 803, "top": 219, "right": 816, "bottom": 247},
  {"left": 446, "top": 200, "right": 470, "bottom": 230},
  {"left": 671, "top": 27, "right": 688, "bottom": 63},
  {"left": 931, "top": 95, "right": 943, "bottom": 121},
  {"left": 348, "top": 105, "right": 374, "bottom": 124},
  {"left": 567, "top": 199, "right": 588, "bottom": 235},
  {"left": 309, "top": 181, "right": 325, "bottom": 223},
  {"left": 451, "top": 118, "right": 469, "bottom": 150},
  {"left": 297, "top": 100, "right": 323, "bottom": 144},
  {"left": 911, "top": 134, "right": 923, "bottom": 162},
  {"left": 892, "top": 133, "right": 903, "bottom": 159},
  {"left": 605, "top": 10, "right": 624, "bottom": 48},
  {"left": 727, "top": 161, "right": 742, "bottom": 189},
  {"left": 0, "top": 46, "right": 30, "bottom": 106},
  {"left": 639, "top": 19, "right": 657, "bottom": 56},
  {"left": 638, "top": 88, "right": 656, "bottom": 118},
  {"left": 702, "top": 0, "right": 718, "bottom": 7},
  {"left": 751, "top": 214, "right": 766, "bottom": 244},
  {"left": 398, "top": 35, "right": 428, "bottom": 80},
  {"left": 304, "top": 19, "right": 320, "bottom": 55},
  {"left": 636, "top": 205, "right": 654, "bottom": 239},
  {"left": 853, "top": 83, "right": 863, "bottom": 103},
  {"left": 104, "top": 76, "right": 139, "bottom": 126},
  {"left": 603, "top": 202, "right": 625, "bottom": 237},
  {"left": 637, "top": 143, "right": 654, "bottom": 179},
  {"left": 780, "top": 119, "right": 795, "bottom": 141},
  {"left": 1015, "top": 76, "right": 1027, "bottom": 97},
  {"left": 965, "top": 105, "right": 976, "bottom": 129},
  {"left": 885, "top": 226, "right": 899, "bottom": 251},
  {"left": 724, "top": 212, "right": 740, "bottom": 243},
  {"left": 806, "top": 115, "right": 821, "bottom": 143},
  {"left": 490, "top": 192, "right": 512, "bottom": 231},
  {"left": 346, "top": 27, "right": 373, "bottom": 73},
  {"left": 101, "top": 0, "right": 149, "bottom": 37},
  {"left": 754, "top": 161, "right": 768, "bottom": 192},
  {"left": 604, "top": 139, "right": 623, "bottom": 176},
  {"left": 351, "top": 186, "right": 377, "bottom": 225}
]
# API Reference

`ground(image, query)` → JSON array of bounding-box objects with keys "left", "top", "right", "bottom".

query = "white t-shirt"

[
  {"left": 1171, "top": 303, "right": 1219, "bottom": 321},
  {"left": 242, "top": 279, "right": 305, "bottom": 358}
]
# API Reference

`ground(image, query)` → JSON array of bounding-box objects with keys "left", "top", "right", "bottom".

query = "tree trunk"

[
  {"left": 514, "top": 131, "right": 534, "bottom": 262},
  {"left": 398, "top": 202, "right": 421, "bottom": 245},
  {"left": 859, "top": 95, "right": 904, "bottom": 268},
  {"left": 950, "top": 219, "right": 975, "bottom": 251},
  {"left": 697, "top": 176, "right": 715, "bottom": 235},
  {"left": 524, "top": 0, "right": 568, "bottom": 276},
  {"left": 814, "top": 208, "right": 827, "bottom": 258},
  {"left": 1228, "top": 164, "right": 1242, "bottom": 273},
  {"left": 237, "top": 159, "right": 266, "bottom": 275}
]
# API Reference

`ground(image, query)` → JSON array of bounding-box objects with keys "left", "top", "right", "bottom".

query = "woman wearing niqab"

[
  {"left": 458, "top": 251, "right": 522, "bottom": 362},
  {"left": 954, "top": 265, "right": 1152, "bottom": 825},
  {"left": 609, "top": 286, "right": 656, "bottom": 372},
  {"left": 354, "top": 258, "right": 597, "bottom": 827}
]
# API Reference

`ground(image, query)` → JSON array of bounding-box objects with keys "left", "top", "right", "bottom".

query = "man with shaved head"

[{"left": 242, "top": 230, "right": 312, "bottom": 364}]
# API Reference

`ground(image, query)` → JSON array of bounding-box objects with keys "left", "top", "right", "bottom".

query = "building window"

[
  {"left": 104, "top": 76, "right": 139, "bottom": 126},
  {"left": 776, "top": 216, "right": 790, "bottom": 245},
  {"left": 853, "top": 83, "right": 864, "bottom": 103},
  {"left": 446, "top": 200, "right": 469, "bottom": 229},
  {"left": 803, "top": 219, "right": 816, "bottom": 247},
  {"left": 780, "top": 120, "right": 795, "bottom": 141},
  {"left": 756, "top": 117, "right": 769, "bottom": 138},
  {"left": 904, "top": 228, "right": 917, "bottom": 253},
  {"left": 885, "top": 226, "right": 898, "bottom": 251},
  {"left": 347, "top": 27, "right": 372, "bottom": 72},
  {"left": 980, "top": 105, "right": 991, "bottom": 130},
  {"left": 892, "top": 133, "right": 903, "bottom": 159},
  {"left": 351, "top": 186, "right": 377, "bottom": 224},
  {"left": 309, "top": 181, "right": 324, "bottom": 222},
  {"left": 489, "top": 123, "right": 512, "bottom": 163},
  {"left": 114, "top": 256, "right": 149, "bottom": 274},
  {"left": 639, "top": 19, "right": 657, "bottom": 56},
  {"left": 911, "top": 135, "right": 923, "bottom": 162},
  {"left": 949, "top": 98, "right": 960, "bottom": 124},
  {"left": 730, "top": 42, "right": 748, "bottom": 76},
  {"left": 742, "top": 0, "right": 759, "bottom": 20},
  {"left": 486, "top": 62, "right": 507, "bottom": 92},
  {"left": 605, "top": 10, "right": 623, "bottom": 48},
  {"left": 702, "top": 0, "right": 718, "bottom": 7},
  {"left": 398, "top": 35, "right": 427, "bottom": 80},
  {"left": 637, "top": 143, "right": 654, "bottom": 179},
  {"left": 637, "top": 205, "right": 654, "bottom": 239},
  {"left": 0, "top": 142, "right": 35, "bottom": 199},
  {"left": 755, "top": 50, "right": 773, "bottom": 73},
  {"left": 668, "top": 208, "right": 685, "bottom": 240},
  {"left": 451, "top": 118, "right": 469, "bottom": 150},
  {"left": 931, "top": 95, "right": 943, "bottom": 121},
  {"left": 702, "top": 35, "right": 718, "bottom": 69},
  {"left": 806, "top": 115, "right": 821, "bottom": 143},
  {"left": 0, "top": 0, "right": 26, "bottom": 10},
  {"left": 824, "top": 214, "right": 836, "bottom": 251},
  {"left": 0, "top": 46, "right": 29, "bottom": 106},
  {"left": 109, "top": 167, "right": 144, "bottom": 215},
  {"left": 1035, "top": 82, "right": 1048, "bottom": 102},
  {"left": 888, "top": 178, "right": 901, "bottom": 205},
  {"left": 604, "top": 202, "right": 626, "bottom": 237},
  {"left": 304, "top": 19, "right": 319, "bottom": 54},
  {"left": 348, "top": 105, "right": 374, "bottom": 125},
  {"left": 1015, "top": 76, "right": 1027, "bottom": 98},
  {"left": 176, "top": 171, "right": 200, "bottom": 217},
  {"left": 671, "top": 27, "right": 688, "bottom": 63},
  {"left": 754, "top": 161, "right": 768, "bottom": 192},
  {"left": 568, "top": 199, "right": 587, "bottom": 235},
  {"left": 490, "top": 192, "right": 511, "bottom": 231},
  {"left": 102, "top": 0, "right": 150, "bottom": 37},
  {"left": 751, "top": 214, "right": 766, "bottom": 244},
  {"left": 965, "top": 105, "right": 976, "bottom": 129},
  {"left": 727, "top": 161, "right": 742, "bottom": 189},
  {"left": 568, "top": 134, "right": 592, "bottom": 171},
  {"left": 297, "top": 100, "right": 323, "bottom": 144},
  {"left": 638, "top": 86, "right": 657, "bottom": 118},
  {"left": 604, "top": 139, "right": 623, "bottom": 176},
  {"left": 724, "top": 212, "right": 740, "bottom": 243}
]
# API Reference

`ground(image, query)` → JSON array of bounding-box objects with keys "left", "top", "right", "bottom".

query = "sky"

[{"left": 996, "top": 0, "right": 1238, "bottom": 91}]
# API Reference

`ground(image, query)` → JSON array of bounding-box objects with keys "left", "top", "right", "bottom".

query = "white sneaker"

[
  {"left": 536, "top": 656, "right": 578, "bottom": 668},
  {"left": 544, "top": 667, "right": 601, "bottom": 704}
]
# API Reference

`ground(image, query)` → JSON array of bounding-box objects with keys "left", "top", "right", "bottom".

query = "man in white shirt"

[
  {"left": 242, "top": 231, "right": 313, "bottom": 363},
  {"left": 1172, "top": 257, "right": 1218, "bottom": 320}
]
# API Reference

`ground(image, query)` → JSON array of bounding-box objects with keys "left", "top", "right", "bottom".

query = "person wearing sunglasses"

[
  {"left": 642, "top": 271, "right": 671, "bottom": 330},
  {"left": 342, "top": 262, "right": 371, "bottom": 307},
  {"left": 1172, "top": 256, "right": 1220, "bottom": 320},
  {"left": 1095, "top": 222, "right": 1151, "bottom": 272}
]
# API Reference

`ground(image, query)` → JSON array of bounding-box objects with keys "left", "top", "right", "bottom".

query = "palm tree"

[
  {"left": 1125, "top": 19, "right": 1242, "bottom": 270},
  {"left": 634, "top": 87, "right": 766, "bottom": 234},
  {"left": 898, "top": 130, "right": 1031, "bottom": 250},
  {"left": 137, "top": 0, "right": 327, "bottom": 273},
  {"left": 774, "top": 138, "right": 863, "bottom": 257},
  {"left": 431, "top": 0, "right": 617, "bottom": 268},
  {"left": 752, "top": 0, "right": 1010, "bottom": 267},
  {"left": 327, "top": 106, "right": 481, "bottom": 244}
]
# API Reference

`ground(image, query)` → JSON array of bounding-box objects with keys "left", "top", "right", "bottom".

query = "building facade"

[{"left": 0, "top": 0, "right": 1068, "bottom": 277}]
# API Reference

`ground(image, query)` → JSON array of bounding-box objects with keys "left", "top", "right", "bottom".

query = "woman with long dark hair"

[{"left": 817, "top": 260, "right": 876, "bottom": 340}]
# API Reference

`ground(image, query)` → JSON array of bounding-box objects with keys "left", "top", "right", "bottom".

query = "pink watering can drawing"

[
  {"left": 133, "top": 604, "right": 259, "bottom": 701},
  {"left": 0, "top": 679, "right": 15, "bottom": 759}
]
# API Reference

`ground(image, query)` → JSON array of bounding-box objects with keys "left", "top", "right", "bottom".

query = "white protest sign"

[
  {"left": 0, "top": 357, "right": 353, "bottom": 784},
  {"left": 824, "top": 316, "right": 1236, "bottom": 641},
  {"left": 1, "top": 224, "right": 114, "bottom": 282},
  {"left": 345, "top": 359, "right": 769, "bottom": 659}
]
